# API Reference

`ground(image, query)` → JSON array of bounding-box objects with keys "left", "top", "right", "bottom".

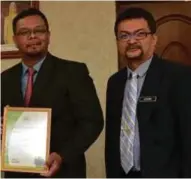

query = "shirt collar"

[
  {"left": 22, "top": 56, "right": 46, "bottom": 76},
  {"left": 127, "top": 56, "right": 153, "bottom": 78}
]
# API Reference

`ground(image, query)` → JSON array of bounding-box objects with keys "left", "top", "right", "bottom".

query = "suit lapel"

[
  {"left": 115, "top": 68, "right": 128, "bottom": 135},
  {"left": 10, "top": 63, "right": 24, "bottom": 106},
  {"left": 137, "top": 55, "right": 164, "bottom": 123},
  {"left": 30, "top": 54, "right": 54, "bottom": 107}
]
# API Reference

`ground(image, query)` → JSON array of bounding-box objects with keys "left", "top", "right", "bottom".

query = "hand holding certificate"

[
  {"left": 40, "top": 152, "right": 63, "bottom": 177},
  {"left": 1, "top": 106, "right": 51, "bottom": 174}
]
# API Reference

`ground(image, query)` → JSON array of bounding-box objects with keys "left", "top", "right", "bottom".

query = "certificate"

[{"left": 1, "top": 106, "right": 51, "bottom": 173}]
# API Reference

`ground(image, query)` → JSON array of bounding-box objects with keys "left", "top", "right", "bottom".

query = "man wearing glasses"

[
  {"left": 1, "top": 8, "right": 103, "bottom": 178},
  {"left": 105, "top": 7, "right": 191, "bottom": 178}
]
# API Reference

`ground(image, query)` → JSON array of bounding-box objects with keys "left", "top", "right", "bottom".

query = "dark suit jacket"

[
  {"left": 105, "top": 55, "right": 191, "bottom": 178},
  {"left": 1, "top": 53, "right": 104, "bottom": 178}
]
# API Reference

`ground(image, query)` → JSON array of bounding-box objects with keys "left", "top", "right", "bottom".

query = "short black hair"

[
  {"left": 114, "top": 7, "right": 156, "bottom": 36},
  {"left": 13, "top": 8, "right": 49, "bottom": 34}
]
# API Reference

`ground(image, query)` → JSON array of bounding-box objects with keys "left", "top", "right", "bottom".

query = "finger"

[
  {"left": 40, "top": 161, "right": 59, "bottom": 177},
  {"left": 45, "top": 152, "right": 58, "bottom": 168},
  {"left": 39, "top": 164, "right": 49, "bottom": 177},
  {"left": 40, "top": 152, "right": 62, "bottom": 177},
  {"left": 40, "top": 171, "right": 48, "bottom": 177},
  {"left": 46, "top": 153, "right": 55, "bottom": 167},
  {"left": 48, "top": 161, "right": 60, "bottom": 176}
]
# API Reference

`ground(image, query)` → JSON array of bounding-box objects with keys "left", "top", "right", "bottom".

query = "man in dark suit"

[
  {"left": 105, "top": 7, "right": 191, "bottom": 178},
  {"left": 1, "top": 8, "right": 104, "bottom": 178}
]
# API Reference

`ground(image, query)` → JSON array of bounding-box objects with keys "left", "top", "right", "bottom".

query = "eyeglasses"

[
  {"left": 117, "top": 31, "right": 152, "bottom": 41},
  {"left": 16, "top": 28, "right": 48, "bottom": 37}
]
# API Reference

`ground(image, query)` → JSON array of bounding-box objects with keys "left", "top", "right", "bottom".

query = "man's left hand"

[{"left": 40, "top": 152, "right": 62, "bottom": 177}]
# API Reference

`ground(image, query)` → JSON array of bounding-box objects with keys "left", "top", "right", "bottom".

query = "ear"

[
  {"left": 152, "top": 34, "right": 158, "bottom": 46},
  {"left": 47, "top": 31, "right": 51, "bottom": 44},
  {"left": 13, "top": 35, "right": 18, "bottom": 48}
]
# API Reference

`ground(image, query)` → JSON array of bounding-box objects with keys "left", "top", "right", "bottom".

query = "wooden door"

[{"left": 116, "top": 1, "right": 191, "bottom": 69}]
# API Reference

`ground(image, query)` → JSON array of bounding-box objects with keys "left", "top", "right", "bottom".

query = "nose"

[
  {"left": 29, "top": 31, "right": 36, "bottom": 38},
  {"left": 127, "top": 36, "right": 137, "bottom": 44}
]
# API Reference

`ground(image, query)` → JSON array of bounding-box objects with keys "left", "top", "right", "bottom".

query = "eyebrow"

[
  {"left": 18, "top": 25, "right": 47, "bottom": 30},
  {"left": 119, "top": 28, "right": 148, "bottom": 34}
]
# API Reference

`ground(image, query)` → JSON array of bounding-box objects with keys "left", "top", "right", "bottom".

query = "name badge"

[{"left": 139, "top": 96, "right": 157, "bottom": 102}]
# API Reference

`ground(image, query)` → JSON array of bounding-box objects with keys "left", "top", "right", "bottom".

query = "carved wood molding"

[
  {"left": 161, "top": 41, "right": 191, "bottom": 60},
  {"left": 157, "top": 14, "right": 191, "bottom": 27}
]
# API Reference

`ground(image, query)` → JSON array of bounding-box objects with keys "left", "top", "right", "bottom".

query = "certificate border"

[{"left": 1, "top": 106, "right": 51, "bottom": 173}]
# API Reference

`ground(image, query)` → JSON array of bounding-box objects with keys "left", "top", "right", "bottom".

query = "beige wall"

[{"left": 1, "top": 1, "right": 117, "bottom": 178}]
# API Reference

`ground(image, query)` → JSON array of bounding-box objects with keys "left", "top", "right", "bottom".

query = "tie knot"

[
  {"left": 27, "top": 68, "right": 35, "bottom": 76},
  {"left": 129, "top": 72, "right": 137, "bottom": 79}
]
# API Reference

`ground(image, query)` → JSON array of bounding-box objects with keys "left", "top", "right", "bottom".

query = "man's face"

[
  {"left": 13, "top": 15, "right": 50, "bottom": 57},
  {"left": 116, "top": 18, "right": 157, "bottom": 61}
]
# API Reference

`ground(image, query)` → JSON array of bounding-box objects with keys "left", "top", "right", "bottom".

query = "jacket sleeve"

[
  {"left": 173, "top": 67, "right": 191, "bottom": 177},
  {"left": 105, "top": 76, "right": 118, "bottom": 178},
  {"left": 57, "top": 63, "right": 104, "bottom": 163}
]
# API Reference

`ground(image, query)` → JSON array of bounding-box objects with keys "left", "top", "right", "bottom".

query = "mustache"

[
  {"left": 126, "top": 44, "right": 142, "bottom": 51},
  {"left": 26, "top": 42, "right": 41, "bottom": 47}
]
